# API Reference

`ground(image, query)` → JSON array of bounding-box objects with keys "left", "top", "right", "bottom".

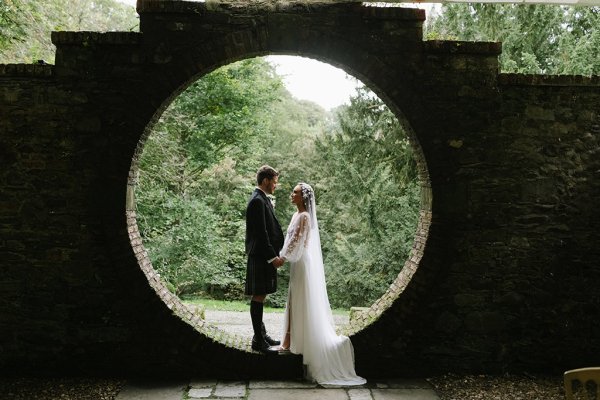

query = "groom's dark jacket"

[{"left": 245, "top": 188, "right": 284, "bottom": 260}]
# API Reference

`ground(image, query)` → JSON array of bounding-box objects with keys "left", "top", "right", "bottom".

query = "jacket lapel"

[{"left": 255, "top": 188, "right": 273, "bottom": 210}]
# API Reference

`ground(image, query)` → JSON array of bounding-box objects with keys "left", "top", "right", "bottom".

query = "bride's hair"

[
  {"left": 298, "top": 182, "right": 314, "bottom": 210},
  {"left": 298, "top": 183, "right": 317, "bottom": 229}
]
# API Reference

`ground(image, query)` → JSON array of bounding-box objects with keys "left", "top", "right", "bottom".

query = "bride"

[{"left": 276, "top": 182, "right": 366, "bottom": 386}]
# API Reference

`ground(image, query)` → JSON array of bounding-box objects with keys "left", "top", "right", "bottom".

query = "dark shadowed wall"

[{"left": 0, "top": 0, "right": 598, "bottom": 378}]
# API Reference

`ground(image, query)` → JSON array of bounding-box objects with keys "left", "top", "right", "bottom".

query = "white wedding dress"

[{"left": 279, "top": 192, "right": 366, "bottom": 386}]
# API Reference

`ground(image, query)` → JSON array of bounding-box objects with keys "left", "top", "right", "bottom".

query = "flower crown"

[{"left": 299, "top": 182, "right": 314, "bottom": 205}]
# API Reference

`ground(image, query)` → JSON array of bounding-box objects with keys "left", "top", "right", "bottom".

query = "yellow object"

[{"left": 564, "top": 367, "right": 600, "bottom": 400}]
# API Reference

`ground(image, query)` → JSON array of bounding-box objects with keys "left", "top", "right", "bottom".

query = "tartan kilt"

[{"left": 245, "top": 255, "right": 277, "bottom": 295}]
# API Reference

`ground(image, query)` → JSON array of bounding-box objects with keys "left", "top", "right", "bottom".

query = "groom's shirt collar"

[{"left": 256, "top": 187, "right": 275, "bottom": 209}]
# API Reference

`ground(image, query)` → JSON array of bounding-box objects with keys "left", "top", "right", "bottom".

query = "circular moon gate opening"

[{"left": 126, "top": 55, "right": 432, "bottom": 351}]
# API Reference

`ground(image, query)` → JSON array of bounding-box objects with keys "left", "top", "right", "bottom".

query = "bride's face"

[{"left": 291, "top": 185, "right": 303, "bottom": 207}]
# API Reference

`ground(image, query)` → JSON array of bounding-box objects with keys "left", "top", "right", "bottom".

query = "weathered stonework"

[{"left": 0, "top": 0, "right": 598, "bottom": 378}]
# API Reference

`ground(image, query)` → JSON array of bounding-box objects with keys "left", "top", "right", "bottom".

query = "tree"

[
  {"left": 136, "top": 58, "right": 288, "bottom": 298},
  {"left": 0, "top": 0, "right": 138, "bottom": 64},
  {"left": 137, "top": 58, "right": 422, "bottom": 309},
  {"left": 426, "top": 4, "right": 600, "bottom": 76},
  {"left": 0, "top": 0, "right": 28, "bottom": 54},
  {"left": 311, "top": 86, "right": 420, "bottom": 308},
  {"left": 555, "top": 8, "right": 600, "bottom": 75}
]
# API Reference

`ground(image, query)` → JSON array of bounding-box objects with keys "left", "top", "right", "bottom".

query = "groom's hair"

[{"left": 256, "top": 165, "right": 279, "bottom": 185}]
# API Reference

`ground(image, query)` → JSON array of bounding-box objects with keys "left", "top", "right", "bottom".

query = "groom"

[{"left": 245, "top": 165, "right": 285, "bottom": 353}]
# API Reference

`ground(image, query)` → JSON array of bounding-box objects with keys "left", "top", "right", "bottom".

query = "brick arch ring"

[{"left": 120, "top": 1, "right": 432, "bottom": 355}]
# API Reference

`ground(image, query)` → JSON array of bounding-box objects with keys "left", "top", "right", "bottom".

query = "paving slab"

[
  {"left": 249, "top": 380, "right": 317, "bottom": 389},
  {"left": 189, "top": 380, "right": 217, "bottom": 388},
  {"left": 248, "top": 388, "right": 349, "bottom": 400},
  {"left": 115, "top": 380, "right": 187, "bottom": 400},
  {"left": 211, "top": 398, "right": 244, "bottom": 400},
  {"left": 372, "top": 388, "right": 440, "bottom": 400},
  {"left": 386, "top": 380, "right": 433, "bottom": 389},
  {"left": 348, "top": 388, "right": 374, "bottom": 400},
  {"left": 188, "top": 387, "right": 213, "bottom": 398},
  {"left": 214, "top": 381, "right": 246, "bottom": 397}
]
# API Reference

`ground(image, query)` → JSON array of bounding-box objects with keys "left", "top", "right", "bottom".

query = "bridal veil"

[{"left": 280, "top": 183, "right": 366, "bottom": 386}]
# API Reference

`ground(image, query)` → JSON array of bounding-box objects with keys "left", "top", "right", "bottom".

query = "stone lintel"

[
  {"left": 0, "top": 64, "right": 54, "bottom": 77},
  {"left": 136, "top": 0, "right": 425, "bottom": 20},
  {"left": 51, "top": 31, "right": 142, "bottom": 46},
  {"left": 424, "top": 40, "right": 502, "bottom": 55},
  {"left": 498, "top": 73, "right": 600, "bottom": 87}
]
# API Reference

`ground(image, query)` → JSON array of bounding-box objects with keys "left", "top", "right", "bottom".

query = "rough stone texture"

[
  {"left": 372, "top": 389, "right": 439, "bottom": 400},
  {"left": 115, "top": 380, "right": 187, "bottom": 400},
  {"left": 348, "top": 388, "right": 375, "bottom": 400},
  {"left": 248, "top": 388, "right": 349, "bottom": 400},
  {"left": 190, "top": 380, "right": 217, "bottom": 388},
  {"left": 248, "top": 380, "right": 317, "bottom": 389},
  {"left": 0, "top": 0, "right": 599, "bottom": 380},
  {"left": 188, "top": 387, "right": 212, "bottom": 398},
  {"left": 214, "top": 381, "right": 246, "bottom": 397}
]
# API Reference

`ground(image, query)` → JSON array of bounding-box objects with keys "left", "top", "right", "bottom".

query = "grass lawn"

[{"left": 182, "top": 296, "right": 350, "bottom": 316}]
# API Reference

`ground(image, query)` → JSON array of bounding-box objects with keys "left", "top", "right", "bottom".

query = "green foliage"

[
  {"left": 137, "top": 58, "right": 285, "bottom": 299},
  {"left": 0, "top": 0, "right": 28, "bottom": 53},
  {"left": 136, "top": 56, "right": 420, "bottom": 309},
  {"left": 313, "top": 87, "right": 420, "bottom": 308},
  {"left": 0, "top": 0, "right": 138, "bottom": 64},
  {"left": 164, "top": 60, "right": 285, "bottom": 172},
  {"left": 426, "top": 4, "right": 600, "bottom": 76}
]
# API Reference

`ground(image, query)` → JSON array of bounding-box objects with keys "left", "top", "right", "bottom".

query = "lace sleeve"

[{"left": 280, "top": 212, "right": 310, "bottom": 263}]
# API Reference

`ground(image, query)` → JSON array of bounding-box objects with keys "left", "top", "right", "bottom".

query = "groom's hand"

[{"left": 272, "top": 257, "right": 284, "bottom": 268}]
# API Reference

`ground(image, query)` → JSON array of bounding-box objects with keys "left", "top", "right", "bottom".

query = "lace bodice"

[{"left": 280, "top": 211, "right": 310, "bottom": 263}]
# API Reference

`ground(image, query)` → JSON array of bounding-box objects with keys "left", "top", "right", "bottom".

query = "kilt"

[{"left": 245, "top": 255, "right": 277, "bottom": 295}]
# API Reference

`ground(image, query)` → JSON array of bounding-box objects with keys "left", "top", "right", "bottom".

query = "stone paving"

[{"left": 116, "top": 379, "right": 440, "bottom": 400}]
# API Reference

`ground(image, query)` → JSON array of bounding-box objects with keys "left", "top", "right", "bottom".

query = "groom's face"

[{"left": 265, "top": 176, "right": 278, "bottom": 195}]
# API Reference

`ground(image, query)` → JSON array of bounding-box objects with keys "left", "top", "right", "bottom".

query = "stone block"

[
  {"left": 214, "top": 381, "right": 246, "bottom": 397},
  {"left": 372, "top": 389, "right": 439, "bottom": 400},
  {"left": 188, "top": 387, "right": 212, "bottom": 398},
  {"left": 348, "top": 388, "right": 373, "bottom": 400},
  {"left": 248, "top": 388, "right": 348, "bottom": 400},
  {"left": 249, "top": 380, "right": 317, "bottom": 389},
  {"left": 350, "top": 307, "right": 370, "bottom": 321}
]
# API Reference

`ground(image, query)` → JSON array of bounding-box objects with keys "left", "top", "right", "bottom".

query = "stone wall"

[{"left": 0, "top": 0, "right": 598, "bottom": 378}]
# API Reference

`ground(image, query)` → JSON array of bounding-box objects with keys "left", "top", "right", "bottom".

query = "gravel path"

[
  {"left": 428, "top": 373, "right": 565, "bottom": 400},
  {"left": 204, "top": 310, "right": 350, "bottom": 339}
]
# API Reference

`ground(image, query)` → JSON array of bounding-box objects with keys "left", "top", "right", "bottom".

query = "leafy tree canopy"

[
  {"left": 135, "top": 56, "right": 421, "bottom": 309},
  {"left": 0, "top": 0, "right": 138, "bottom": 64},
  {"left": 426, "top": 4, "right": 600, "bottom": 75}
]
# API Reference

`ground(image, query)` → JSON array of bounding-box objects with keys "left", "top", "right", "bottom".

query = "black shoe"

[
  {"left": 274, "top": 346, "right": 291, "bottom": 355},
  {"left": 261, "top": 322, "right": 280, "bottom": 346},
  {"left": 252, "top": 336, "right": 277, "bottom": 354},
  {"left": 263, "top": 334, "right": 280, "bottom": 346}
]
